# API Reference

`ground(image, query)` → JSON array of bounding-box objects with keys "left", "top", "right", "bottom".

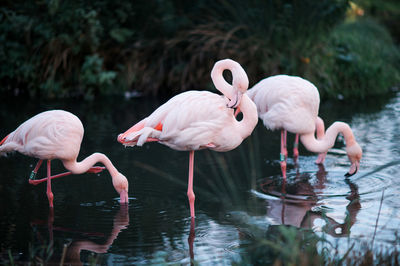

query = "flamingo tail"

[{"left": 118, "top": 120, "right": 163, "bottom": 146}]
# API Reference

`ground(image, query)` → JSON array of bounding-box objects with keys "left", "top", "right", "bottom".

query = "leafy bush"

[
  {"left": 0, "top": 0, "right": 399, "bottom": 100},
  {"left": 307, "top": 19, "right": 400, "bottom": 99},
  {"left": 354, "top": 0, "right": 400, "bottom": 43}
]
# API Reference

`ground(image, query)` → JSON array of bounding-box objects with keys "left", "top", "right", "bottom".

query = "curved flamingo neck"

[
  {"left": 211, "top": 59, "right": 249, "bottom": 99},
  {"left": 63, "top": 153, "right": 119, "bottom": 177},
  {"left": 300, "top": 122, "right": 357, "bottom": 153},
  {"left": 236, "top": 94, "right": 258, "bottom": 138}
]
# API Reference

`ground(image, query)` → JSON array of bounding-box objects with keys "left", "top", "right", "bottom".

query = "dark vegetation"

[{"left": 0, "top": 0, "right": 399, "bottom": 100}]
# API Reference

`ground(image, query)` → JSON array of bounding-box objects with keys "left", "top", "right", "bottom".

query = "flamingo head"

[
  {"left": 117, "top": 130, "right": 140, "bottom": 147},
  {"left": 226, "top": 63, "right": 249, "bottom": 109},
  {"left": 112, "top": 172, "right": 129, "bottom": 204},
  {"left": 345, "top": 142, "right": 363, "bottom": 177},
  {"left": 226, "top": 91, "right": 243, "bottom": 109}
]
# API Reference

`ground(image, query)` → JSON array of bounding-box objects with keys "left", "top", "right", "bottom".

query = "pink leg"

[
  {"left": 29, "top": 166, "right": 106, "bottom": 185},
  {"left": 187, "top": 151, "right": 195, "bottom": 218},
  {"left": 86, "top": 166, "right": 106, "bottom": 174},
  {"left": 30, "top": 171, "right": 73, "bottom": 185},
  {"left": 29, "top": 160, "right": 43, "bottom": 181},
  {"left": 293, "top": 134, "right": 299, "bottom": 163},
  {"left": 280, "top": 130, "right": 287, "bottom": 179},
  {"left": 46, "top": 160, "right": 54, "bottom": 208},
  {"left": 283, "top": 130, "right": 288, "bottom": 158}
]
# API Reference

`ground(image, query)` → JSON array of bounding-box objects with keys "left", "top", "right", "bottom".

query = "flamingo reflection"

[
  {"left": 31, "top": 205, "right": 129, "bottom": 265},
  {"left": 259, "top": 165, "right": 360, "bottom": 236},
  {"left": 188, "top": 218, "right": 195, "bottom": 264},
  {"left": 64, "top": 205, "right": 129, "bottom": 264}
]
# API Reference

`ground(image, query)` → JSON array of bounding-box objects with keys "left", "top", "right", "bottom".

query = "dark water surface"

[{"left": 0, "top": 93, "right": 399, "bottom": 264}]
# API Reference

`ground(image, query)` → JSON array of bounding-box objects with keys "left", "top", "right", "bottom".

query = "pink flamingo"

[
  {"left": 118, "top": 59, "right": 258, "bottom": 218},
  {"left": 0, "top": 110, "right": 129, "bottom": 207},
  {"left": 247, "top": 75, "right": 362, "bottom": 178}
]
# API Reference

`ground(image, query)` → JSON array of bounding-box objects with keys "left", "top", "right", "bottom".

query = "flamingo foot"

[
  {"left": 47, "top": 191, "right": 54, "bottom": 208},
  {"left": 119, "top": 190, "right": 129, "bottom": 204},
  {"left": 86, "top": 166, "right": 106, "bottom": 174}
]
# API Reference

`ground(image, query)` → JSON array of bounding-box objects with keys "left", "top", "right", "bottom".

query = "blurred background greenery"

[{"left": 0, "top": 0, "right": 399, "bottom": 100}]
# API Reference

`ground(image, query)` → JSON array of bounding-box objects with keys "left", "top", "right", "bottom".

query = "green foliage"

[
  {"left": 80, "top": 54, "right": 117, "bottom": 99},
  {"left": 354, "top": 0, "right": 400, "bottom": 43},
  {"left": 307, "top": 19, "right": 400, "bottom": 99},
  {"left": 0, "top": 0, "right": 399, "bottom": 99},
  {"left": 129, "top": 0, "right": 350, "bottom": 95}
]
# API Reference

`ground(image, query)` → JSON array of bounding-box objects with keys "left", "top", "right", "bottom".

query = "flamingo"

[
  {"left": 0, "top": 110, "right": 129, "bottom": 207},
  {"left": 246, "top": 75, "right": 362, "bottom": 178},
  {"left": 118, "top": 59, "right": 258, "bottom": 218}
]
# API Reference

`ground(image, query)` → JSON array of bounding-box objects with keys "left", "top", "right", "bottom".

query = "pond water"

[{"left": 0, "top": 92, "right": 399, "bottom": 264}]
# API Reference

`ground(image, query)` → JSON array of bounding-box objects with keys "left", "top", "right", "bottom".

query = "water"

[{"left": 0, "top": 93, "right": 399, "bottom": 264}]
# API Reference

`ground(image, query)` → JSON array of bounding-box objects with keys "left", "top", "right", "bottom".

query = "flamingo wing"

[
  {"left": 249, "top": 75, "right": 320, "bottom": 134},
  {"left": 119, "top": 91, "right": 233, "bottom": 151},
  {"left": 0, "top": 110, "right": 83, "bottom": 160}
]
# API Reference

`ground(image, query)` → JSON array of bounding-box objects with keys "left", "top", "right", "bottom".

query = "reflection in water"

[
  {"left": 31, "top": 205, "right": 129, "bottom": 265},
  {"left": 188, "top": 218, "right": 195, "bottom": 265},
  {"left": 64, "top": 205, "right": 129, "bottom": 264},
  {"left": 1, "top": 93, "right": 400, "bottom": 264},
  {"left": 258, "top": 165, "right": 361, "bottom": 236}
]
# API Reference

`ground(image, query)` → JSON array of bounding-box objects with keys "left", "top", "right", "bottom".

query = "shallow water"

[{"left": 0, "top": 93, "right": 399, "bottom": 264}]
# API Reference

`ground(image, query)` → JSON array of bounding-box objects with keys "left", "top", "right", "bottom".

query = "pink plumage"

[
  {"left": 248, "top": 75, "right": 320, "bottom": 134},
  {"left": 0, "top": 110, "right": 129, "bottom": 207},
  {"left": 118, "top": 59, "right": 258, "bottom": 218},
  {"left": 1, "top": 110, "right": 83, "bottom": 160},
  {"left": 247, "top": 75, "right": 362, "bottom": 177}
]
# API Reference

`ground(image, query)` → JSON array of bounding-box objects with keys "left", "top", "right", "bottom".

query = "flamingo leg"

[
  {"left": 29, "top": 159, "right": 44, "bottom": 181},
  {"left": 293, "top": 134, "right": 300, "bottom": 163},
  {"left": 280, "top": 130, "right": 287, "bottom": 179},
  {"left": 187, "top": 151, "right": 196, "bottom": 218},
  {"left": 29, "top": 166, "right": 106, "bottom": 185},
  {"left": 46, "top": 160, "right": 54, "bottom": 208},
  {"left": 283, "top": 130, "right": 288, "bottom": 158},
  {"left": 30, "top": 171, "right": 73, "bottom": 185}
]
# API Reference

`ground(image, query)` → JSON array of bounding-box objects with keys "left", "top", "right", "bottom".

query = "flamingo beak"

[
  {"left": 227, "top": 91, "right": 242, "bottom": 109},
  {"left": 119, "top": 190, "right": 129, "bottom": 204},
  {"left": 117, "top": 132, "right": 130, "bottom": 144},
  {"left": 118, "top": 130, "right": 137, "bottom": 145},
  {"left": 344, "top": 162, "right": 359, "bottom": 177}
]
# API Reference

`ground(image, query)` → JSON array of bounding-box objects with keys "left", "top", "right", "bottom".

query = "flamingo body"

[
  {"left": 122, "top": 90, "right": 253, "bottom": 152},
  {"left": 1, "top": 110, "right": 83, "bottom": 160},
  {"left": 248, "top": 75, "right": 320, "bottom": 134},
  {"left": 0, "top": 110, "right": 129, "bottom": 206},
  {"left": 247, "top": 75, "right": 362, "bottom": 177},
  {"left": 118, "top": 59, "right": 258, "bottom": 218}
]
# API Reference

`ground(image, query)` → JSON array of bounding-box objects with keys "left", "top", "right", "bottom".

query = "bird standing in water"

[
  {"left": 247, "top": 75, "right": 362, "bottom": 178},
  {"left": 0, "top": 110, "right": 129, "bottom": 207},
  {"left": 118, "top": 59, "right": 258, "bottom": 218}
]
